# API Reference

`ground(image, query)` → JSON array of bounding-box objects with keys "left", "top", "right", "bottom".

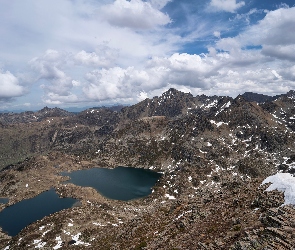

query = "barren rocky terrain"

[{"left": 0, "top": 88, "right": 295, "bottom": 249}]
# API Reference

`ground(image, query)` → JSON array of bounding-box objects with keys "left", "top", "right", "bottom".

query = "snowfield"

[{"left": 262, "top": 173, "right": 295, "bottom": 205}]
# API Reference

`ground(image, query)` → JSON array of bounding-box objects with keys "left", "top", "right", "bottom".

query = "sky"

[{"left": 0, "top": 0, "right": 295, "bottom": 111}]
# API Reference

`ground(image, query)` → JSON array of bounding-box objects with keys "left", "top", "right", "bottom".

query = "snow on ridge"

[
  {"left": 215, "top": 101, "right": 231, "bottom": 116},
  {"left": 72, "top": 233, "right": 91, "bottom": 246},
  {"left": 165, "top": 194, "right": 176, "bottom": 200},
  {"left": 262, "top": 173, "right": 295, "bottom": 205},
  {"left": 210, "top": 120, "right": 228, "bottom": 127},
  {"left": 201, "top": 99, "right": 218, "bottom": 109}
]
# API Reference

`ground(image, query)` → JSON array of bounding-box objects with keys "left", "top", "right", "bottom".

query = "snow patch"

[
  {"left": 210, "top": 120, "right": 228, "bottom": 127},
  {"left": 72, "top": 233, "right": 91, "bottom": 246},
  {"left": 93, "top": 222, "right": 106, "bottom": 226},
  {"left": 53, "top": 236, "right": 63, "bottom": 249},
  {"left": 165, "top": 194, "right": 176, "bottom": 200},
  {"left": 262, "top": 173, "right": 295, "bottom": 205},
  {"left": 33, "top": 239, "right": 46, "bottom": 248}
]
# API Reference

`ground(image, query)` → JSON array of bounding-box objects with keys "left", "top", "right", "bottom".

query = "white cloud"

[
  {"left": 74, "top": 45, "right": 118, "bottom": 68},
  {"left": 137, "top": 91, "right": 149, "bottom": 101},
  {"left": 271, "top": 70, "right": 282, "bottom": 79},
  {"left": 149, "top": 0, "right": 172, "bottom": 10},
  {"left": 43, "top": 92, "right": 79, "bottom": 105},
  {"left": 214, "top": 7, "right": 295, "bottom": 68},
  {"left": 234, "top": 8, "right": 260, "bottom": 24},
  {"left": 255, "top": 7, "right": 295, "bottom": 46},
  {"left": 30, "top": 50, "right": 67, "bottom": 79},
  {"left": 209, "top": 0, "right": 245, "bottom": 13},
  {"left": 29, "top": 50, "right": 78, "bottom": 104},
  {"left": 100, "top": 0, "right": 171, "bottom": 29},
  {"left": 26, "top": 6, "right": 295, "bottom": 105},
  {"left": 1, "top": 1, "right": 295, "bottom": 108},
  {"left": 280, "top": 65, "right": 295, "bottom": 82},
  {"left": 82, "top": 53, "right": 217, "bottom": 102},
  {"left": 74, "top": 51, "right": 109, "bottom": 67},
  {"left": 83, "top": 67, "right": 149, "bottom": 101},
  {"left": 223, "top": 6, "right": 295, "bottom": 48},
  {"left": 262, "top": 45, "right": 295, "bottom": 62},
  {"left": 0, "top": 0, "right": 175, "bottom": 69},
  {"left": 213, "top": 31, "right": 221, "bottom": 38},
  {"left": 0, "top": 71, "right": 25, "bottom": 100}
]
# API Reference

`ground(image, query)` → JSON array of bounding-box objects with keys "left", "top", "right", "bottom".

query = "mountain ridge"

[{"left": 0, "top": 88, "right": 295, "bottom": 249}]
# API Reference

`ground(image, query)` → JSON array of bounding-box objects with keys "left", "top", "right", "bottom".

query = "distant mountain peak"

[
  {"left": 166, "top": 88, "right": 180, "bottom": 94},
  {"left": 241, "top": 92, "right": 275, "bottom": 103},
  {"left": 286, "top": 90, "right": 295, "bottom": 99},
  {"left": 161, "top": 88, "right": 192, "bottom": 98}
]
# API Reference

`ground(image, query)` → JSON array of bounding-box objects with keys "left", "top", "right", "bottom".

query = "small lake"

[
  {"left": 62, "top": 166, "right": 161, "bottom": 201},
  {"left": 0, "top": 189, "right": 76, "bottom": 236},
  {"left": 0, "top": 198, "right": 9, "bottom": 204},
  {"left": 0, "top": 166, "right": 161, "bottom": 237}
]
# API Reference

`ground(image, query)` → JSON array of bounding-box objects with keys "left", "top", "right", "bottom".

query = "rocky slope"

[{"left": 0, "top": 88, "right": 295, "bottom": 249}]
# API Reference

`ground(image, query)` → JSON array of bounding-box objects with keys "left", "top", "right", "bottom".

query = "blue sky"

[{"left": 0, "top": 0, "right": 295, "bottom": 110}]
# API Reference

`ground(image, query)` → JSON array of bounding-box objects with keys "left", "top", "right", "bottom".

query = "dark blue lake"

[
  {"left": 0, "top": 198, "right": 9, "bottom": 204},
  {"left": 0, "top": 166, "right": 161, "bottom": 237},
  {"left": 62, "top": 166, "right": 161, "bottom": 201},
  {"left": 0, "top": 189, "right": 76, "bottom": 236}
]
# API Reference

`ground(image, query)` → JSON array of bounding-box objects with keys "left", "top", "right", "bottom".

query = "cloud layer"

[
  {"left": 100, "top": 0, "right": 171, "bottom": 29},
  {"left": 1, "top": 1, "right": 295, "bottom": 109}
]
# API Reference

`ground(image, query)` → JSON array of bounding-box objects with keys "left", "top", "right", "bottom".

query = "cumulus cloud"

[
  {"left": 30, "top": 53, "right": 73, "bottom": 95},
  {"left": 254, "top": 7, "right": 295, "bottom": 46},
  {"left": 49, "top": 3, "right": 295, "bottom": 101},
  {"left": 83, "top": 67, "right": 149, "bottom": 101},
  {"left": 0, "top": 71, "right": 25, "bottom": 100},
  {"left": 209, "top": 0, "right": 245, "bottom": 13},
  {"left": 82, "top": 53, "right": 219, "bottom": 101},
  {"left": 74, "top": 51, "right": 108, "bottom": 67},
  {"left": 262, "top": 45, "right": 295, "bottom": 62},
  {"left": 29, "top": 6, "right": 295, "bottom": 105},
  {"left": 29, "top": 50, "right": 77, "bottom": 104},
  {"left": 100, "top": 0, "right": 171, "bottom": 29},
  {"left": 74, "top": 45, "right": 118, "bottom": 68},
  {"left": 219, "top": 6, "right": 295, "bottom": 49}
]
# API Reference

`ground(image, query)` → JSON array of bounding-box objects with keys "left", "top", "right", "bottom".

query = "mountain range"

[{"left": 0, "top": 88, "right": 295, "bottom": 249}]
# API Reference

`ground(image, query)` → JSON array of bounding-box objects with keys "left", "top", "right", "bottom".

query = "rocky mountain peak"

[
  {"left": 285, "top": 90, "right": 295, "bottom": 99},
  {"left": 39, "top": 106, "right": 51, "bottom": 112},
  {"left": 161, "top": 88, "right": 193, "bottom": 98},
  {"left": 232, "top": 94, "right": 248, "bottom": 105},
  {"left": 241, "top": 92, "right": 276, "bottom": 103}
]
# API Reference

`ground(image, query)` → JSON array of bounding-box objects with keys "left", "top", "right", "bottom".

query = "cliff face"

[{"left": 0, "top": 89, "right": 295, "bottom": 249}]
